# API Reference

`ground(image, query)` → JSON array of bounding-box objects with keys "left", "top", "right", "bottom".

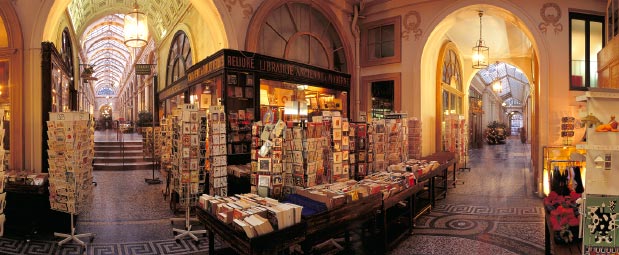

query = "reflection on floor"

[
  {"left": 390, "top": 138, "right": 543, "bottom": 255},
  {"left": 0, "top": 136, "right": 543, "bottom": 255}
]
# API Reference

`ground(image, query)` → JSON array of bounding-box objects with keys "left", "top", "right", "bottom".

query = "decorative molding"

[
  {"left": 223, "top": 0, "right": 254, "bottom": 19},
  {"left": 402, "top": 11, "right": 422, "bottom": 41},
  {"left": 538, "top": 2, "right": 562, "bottom": 34}
]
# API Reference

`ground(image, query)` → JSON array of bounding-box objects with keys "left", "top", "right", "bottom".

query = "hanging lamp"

[
  {"left": 124, "top": 1, "right": 148, "bottom": 48},
  {"left": 472, "top": 11, "right": 489, "bottom": 69}
]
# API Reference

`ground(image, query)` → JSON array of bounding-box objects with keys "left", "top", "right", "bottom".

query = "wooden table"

[
  {"left": 302, "top": 192, "right": 383, "bottom": 252},
  {"left": 196, "top": 207, "right": 306, "bottom": 255},
  {"left": 380, "top": 183, "right": 425, "bottom": 251},
  {"left": 414, "top": 152, "right": 456, "bottom": 217}
]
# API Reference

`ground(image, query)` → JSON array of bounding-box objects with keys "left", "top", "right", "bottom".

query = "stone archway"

[{"left": 418, "top": 1, "right": 548, "bottom": 195}]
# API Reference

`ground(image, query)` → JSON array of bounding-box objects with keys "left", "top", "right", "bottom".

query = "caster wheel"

[
  {"left": 193, "top": 240, "right": 200, "bottom": 245},
  {"left": 175, "top": 239, "right": 181, "bottom": 244}
]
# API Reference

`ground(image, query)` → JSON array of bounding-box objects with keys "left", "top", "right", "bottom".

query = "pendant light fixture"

[
  {"left": 472, "top": 11, "right": 489, "bottom": 69},
  {"left": 491, "top": 63, "right": 502, "bottom": 93},
  {"left": 124, "top": 0, "right": 148, "bottom": 48}
]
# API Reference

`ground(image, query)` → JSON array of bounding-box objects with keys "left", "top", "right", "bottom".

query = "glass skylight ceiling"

[
  {"left": 81, "top": 14, "right": 131, "bottom": 97},
  {"left": 476, "top": 62, "right": 531, "bottom": 104}
]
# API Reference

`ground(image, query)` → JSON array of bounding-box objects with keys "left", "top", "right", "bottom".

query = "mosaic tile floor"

[{"left": 0, "top": 135, "right": 543, "bottom": 255}]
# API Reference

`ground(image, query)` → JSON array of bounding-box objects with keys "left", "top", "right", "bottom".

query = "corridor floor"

[
  {"left": 0, "top": 136, "right": 544, "bottom": 255},
  {"left": 390, "top": 138, "right": 544, "bottom": 255}
]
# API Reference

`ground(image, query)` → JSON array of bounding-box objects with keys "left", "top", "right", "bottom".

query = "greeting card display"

[
  {"left": 209, "top": 105, "right": 228, "bottom": 196},
  {"left": 46, "top": 112, "right": 94, "bottom": 215},
  {"left": 171, "top": 105, "right": 208, "bottom": 207}
]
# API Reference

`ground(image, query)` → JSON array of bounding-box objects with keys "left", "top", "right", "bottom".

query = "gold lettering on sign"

[
  {"left": 227, "top": 56, "right": 254, "bottom": 69},
  {"left": 187, "top": 56, "right": 224, "bottom": 82}
]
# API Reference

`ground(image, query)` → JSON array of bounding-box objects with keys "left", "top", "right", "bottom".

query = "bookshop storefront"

[{"left": 161, "top": 49, "right": 351, "bottom": 167}]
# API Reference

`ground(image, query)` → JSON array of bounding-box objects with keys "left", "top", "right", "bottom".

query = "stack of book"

[
  {"left": 209, "top": 105, "right": 228, "bottom": 196},
  {"left": 198, "top": 193, "right": 302, "bottom": 238},
  {"left": 407, "top": 118, "right": 422, "bottom": 160},
  {"left": 46, "top": 112, "right": 94, "bottom": 215}
]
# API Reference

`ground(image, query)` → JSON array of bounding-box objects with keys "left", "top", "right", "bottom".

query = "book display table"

[
  {"left": 415, "top": 152, "right": 457, "bottom": 215},
  {"left": 196, "top": 153, "right": 456, "bottom": 254},
  {"left": 196, "top": 207, "right": 306, "bottom": 255},
  {"left": 301, "top": 192, "right": 383, "bottom": 253}
]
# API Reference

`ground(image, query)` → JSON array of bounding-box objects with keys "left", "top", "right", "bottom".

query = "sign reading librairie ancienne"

[
  {"left": 135, "top": 64, "right": 152, "bottom": 75},
  {"left": 185, "top": 49, "right": 350, "bottom": 90}
]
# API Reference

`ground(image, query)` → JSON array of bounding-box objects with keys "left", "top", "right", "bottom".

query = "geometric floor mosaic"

[{"left": 0, "top": 237, "right": 219, "bottom": 255}]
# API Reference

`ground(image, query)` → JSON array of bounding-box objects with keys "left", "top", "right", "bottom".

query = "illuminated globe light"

[{"left": 124, "top": 2, "right": 148, "bottom": 48}]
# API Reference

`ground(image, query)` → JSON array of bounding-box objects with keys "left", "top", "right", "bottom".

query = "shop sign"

[
  {"left": 159, "top": 80, "right": 189, "bottom": 100},
  {"left": 255, "top": 59, "right": 349, "bottom": 88},
  {"left": 135, "top": 64, "right": 153, "bottom": 75},
  {"left": 187, "top": 56, "right": 224, "bottom": 83}
]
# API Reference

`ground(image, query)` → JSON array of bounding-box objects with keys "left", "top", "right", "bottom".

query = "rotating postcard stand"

[
  {"left": 171, "top": 184, "right": 205, "bottom": 243},
  {"left": 47, "top": 112, "right": 95, "bottom": 251}
]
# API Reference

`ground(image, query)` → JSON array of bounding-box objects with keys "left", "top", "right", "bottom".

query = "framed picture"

[
  {"left": 228, "top": 74, "right": 237, "bottom": 85},
  {"left": 200, "top": 93, "right": 212, "bottom": 109},
  {"left": 247, "top": 75, "right": 254, "bottom": 86},
  {"left": 258, "top": 157, "right": 272, "bottom": 172}
]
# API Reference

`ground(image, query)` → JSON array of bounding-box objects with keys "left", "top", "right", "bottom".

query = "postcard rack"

[{"left": 46, "top": 112, "right": 95, "bottom": 250}]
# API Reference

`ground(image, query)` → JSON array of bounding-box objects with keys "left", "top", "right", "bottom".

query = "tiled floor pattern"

[
  {"left": 390, "top": 138, "right": 544, "bottom": 255},
  {"left": 0, "top": 134, "right": 544, "bottom": 254}
]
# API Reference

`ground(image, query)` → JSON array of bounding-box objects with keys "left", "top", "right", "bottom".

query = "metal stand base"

[
  {"left": 55, "top": 214, "right": 94, "bottom": 248},
  {"left": 171, "top": 216, "right": 205, "bottom": 242},
  {"left": 173, "top": 225, "right": 206, "bottom": 242},
  {"left": 145, "top": 178, "right": 162, "bottom": 184}
]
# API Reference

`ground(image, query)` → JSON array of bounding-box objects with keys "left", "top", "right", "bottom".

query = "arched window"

[
  {"left": 255, "top": 2, "right": 347, "bottom": 72},
  {"left": 437, "top": 42, "right": 464, "bottom": 151},
  {"left": 61, "top": 28, "right": 74, "bottom": 76},
  {"left": 166, "top": 31, "right": 192, "bottom": 86}
]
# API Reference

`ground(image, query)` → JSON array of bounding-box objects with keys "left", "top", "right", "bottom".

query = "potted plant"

[
  {"left": 136, "top": 111, "right": 153, "bottom": 134},
  {"left": 486, "top": 121, "right": 507, "bottom": 144}
]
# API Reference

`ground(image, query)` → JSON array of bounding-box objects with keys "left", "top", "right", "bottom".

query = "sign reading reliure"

[{"left": 186, "top": 49, "right": 350, "bottom": 89}]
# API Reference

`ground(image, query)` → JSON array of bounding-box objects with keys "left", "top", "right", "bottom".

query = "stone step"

[
  {"left": 93, "top": 162, "right": 157, "bottom": 171},
  {"left": 94, "top": 141, "right": 143, "bottom": 146},
  {"left": 93, "top": 156, "right": 154, "bottom": 164},
  {"left": 94, "top": 145, "right": 144, "bottom": 151},
  {"left": 95, "top": 150, "right": 144, "bottom": 157}
]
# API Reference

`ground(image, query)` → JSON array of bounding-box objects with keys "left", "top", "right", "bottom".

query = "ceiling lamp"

[
  {"left": 472, "top": 11, "right": 489, "bottom": 69},
  {"left": 124, "top": 1, "right": 148, "bottom": 48},
  {"left": 492, "top": 80, "right": 502, "bottom": 93},
  {"left": 491, "top": 63, "right": 502, "bottom": 93}
]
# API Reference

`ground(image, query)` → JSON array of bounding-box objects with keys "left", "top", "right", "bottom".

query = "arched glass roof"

[
  {"left": 476, "top": 62, "right": 531, "bottom": 103},
  {"left": 81, "top": 14, "right": 131, "bottom": 97}
]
